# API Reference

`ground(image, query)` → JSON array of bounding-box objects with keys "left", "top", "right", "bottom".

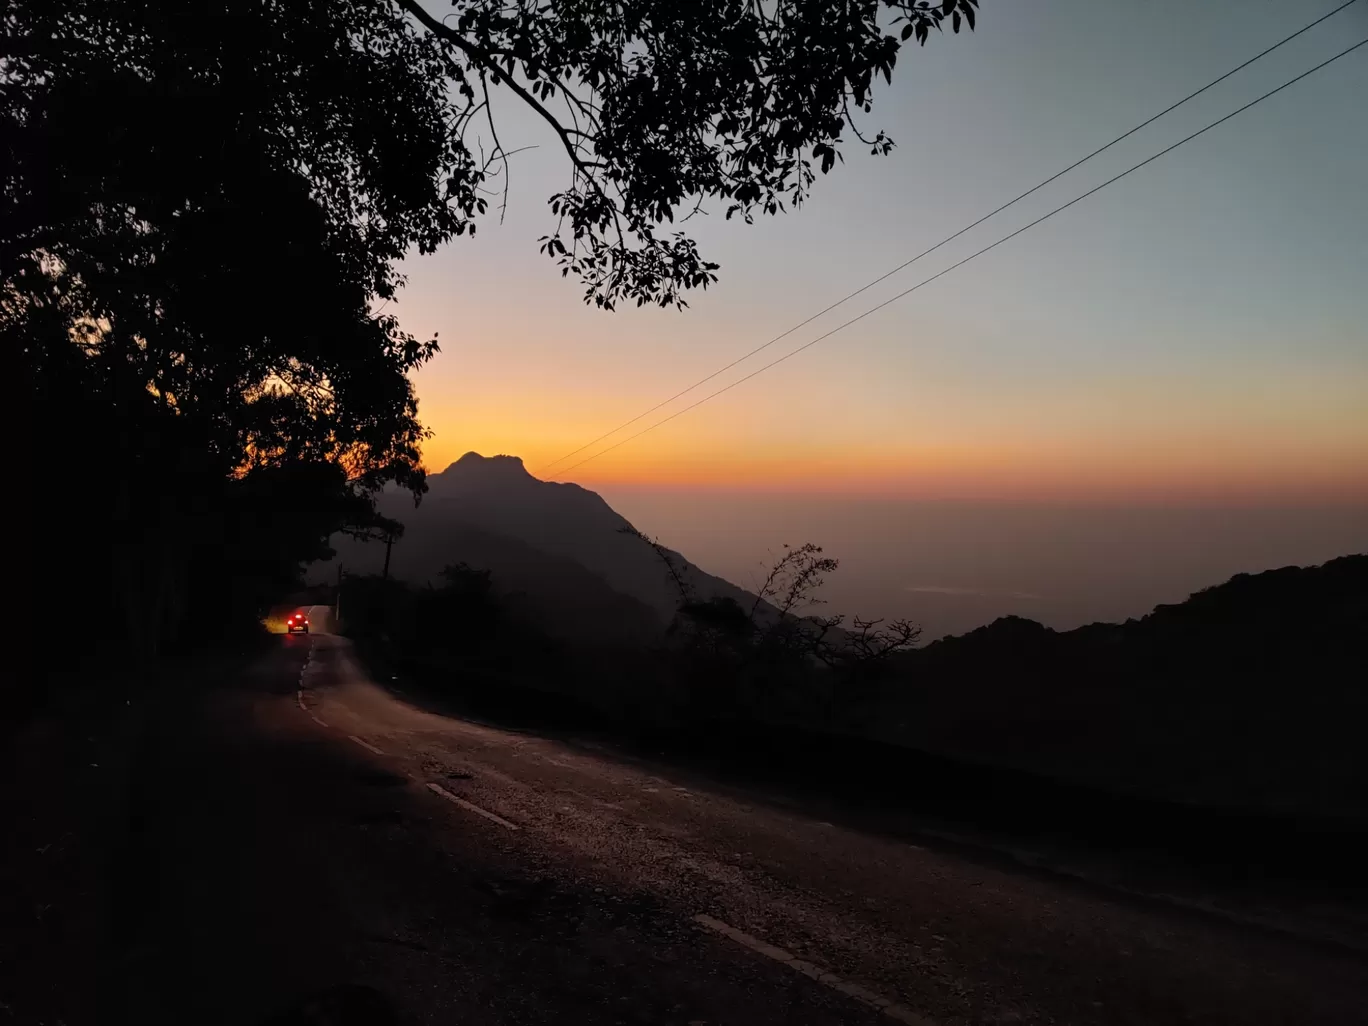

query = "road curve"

[{"left": 112, "top": 633, "right": 1368, "bottom": 1026}]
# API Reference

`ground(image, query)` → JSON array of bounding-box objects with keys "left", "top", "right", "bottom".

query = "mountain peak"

[
  {"left": 353, "top": 449, "right": 779, "bottom": 627},
  {"left": 441, "top": 451, "right": 534, "bottom": 480}
]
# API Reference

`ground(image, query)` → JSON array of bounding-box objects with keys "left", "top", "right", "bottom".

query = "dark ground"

[
  {"left": 5, "top": 634, "right": 1368, "bottom": 1025},
  {"left": 365, "top": 641, "right": 1368, "bottom": 947}
]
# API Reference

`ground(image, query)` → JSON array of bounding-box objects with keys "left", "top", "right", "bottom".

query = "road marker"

[
  {"left": 426, "top": 782, "right": 520, "bottom": 831},
  {"left": 310, "top": 714, "right": 329, "bottom": 727},
  {"left": 348, "top": 734, "right": 385, "bottom": 756},
  {"left": 693, "top": 915, "right": 934, "bottom": 1026}
]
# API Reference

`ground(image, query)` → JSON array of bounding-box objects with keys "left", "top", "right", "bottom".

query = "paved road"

[{"left": 112, "top": 634, "right": 1368, "bottom": 1026}]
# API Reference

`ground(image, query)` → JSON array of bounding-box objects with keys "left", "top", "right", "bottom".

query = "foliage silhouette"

[
  {"left": 396, "top": 0, "right": 980, "bottom": 308},
  {"left": 618, "top": 528, "right": 921, "bottom": 722},
  {"left": 5, "top": 0, "right": 978, "bottom": 695}
]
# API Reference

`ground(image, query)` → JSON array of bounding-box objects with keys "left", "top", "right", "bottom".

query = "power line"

[
  {"left": 539, "top": 0, "right": 1361, "bottom": 474},
  {"left": 552, "top": 36, "right": 1368, "bottom": 478}
]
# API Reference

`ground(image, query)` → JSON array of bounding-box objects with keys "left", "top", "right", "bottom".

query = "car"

[{"left": 286, "top": 612, "right": 310, "bottom": 634}]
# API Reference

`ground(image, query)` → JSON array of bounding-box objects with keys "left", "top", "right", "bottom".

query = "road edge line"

[
  {"left": 693, "top": 914, "right": 935, "bottom": 1026},
  {"left": 348, "top": 734, "right": 385, "bottom": 756},
  {"left": 426, "top": 782, "right": 520, "bottom": 831}
]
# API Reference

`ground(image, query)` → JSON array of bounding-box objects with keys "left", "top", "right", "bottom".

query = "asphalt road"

[{"left": 109, "top": 633, "right": 1368, "bottom": 1026}]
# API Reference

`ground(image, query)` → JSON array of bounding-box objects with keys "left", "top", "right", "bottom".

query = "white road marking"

[
  {"left": 348, "top": 735, "right": 385, "bottom": 755},
  {"left": 310, "top": 714, "right": 329, "bottom": 728},
  {"left": 426, "top": 782, "right": 520, "bottom": 831},
  {"left": 693, "top": 915, "right": 935, "bottom": 1026},
  {"left": 296, "top": 690, "right": 306, "bottom": 711}
]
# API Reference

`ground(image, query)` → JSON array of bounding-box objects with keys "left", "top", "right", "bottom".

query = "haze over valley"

[{"left": 324, "top": 454, "right": 1366, "bottom": 640}]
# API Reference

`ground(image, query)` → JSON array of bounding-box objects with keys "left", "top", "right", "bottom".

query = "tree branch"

[
  {"left": 397, "top": 0, "right": 600, "bottom": 191},
  {"left": 479, "top": 70, "right": 512, "bottom": 223}
]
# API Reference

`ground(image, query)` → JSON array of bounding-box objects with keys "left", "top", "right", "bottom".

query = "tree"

[
  {"left": 749, "top": 543, "right": 838, "bottom": 616},
  {"left": 6, "top": 0, "right": 982, "bottom": 318},
  {"left": 6, "top": 0, "right": 463, "bottom": 666},
  {"left": 3, "top": 0, "right": 977, "bottom": 678},
  {"left": 5, "top": 0, "right": 453, "bottom": 493},
  {"left": 623, "top": 527, "right": 921, "bottom": 723},
  {"left": 398, "top": 0, "right": 980, "bottom": 308}
]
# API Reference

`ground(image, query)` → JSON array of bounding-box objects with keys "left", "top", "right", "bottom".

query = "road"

[{"left": 108, "top": 632, "right": 1368, "bottom": 1026}]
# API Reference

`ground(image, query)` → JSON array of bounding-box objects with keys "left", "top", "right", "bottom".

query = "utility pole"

[{"left": 382, "top": 530, "right": 395, "bottom": 580}]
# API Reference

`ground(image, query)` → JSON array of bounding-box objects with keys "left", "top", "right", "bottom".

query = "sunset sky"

[{"left": 394, "top": 0, "right": 1367, "bottom": 505}]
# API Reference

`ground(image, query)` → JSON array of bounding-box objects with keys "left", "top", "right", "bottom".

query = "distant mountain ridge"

[
  {"left": 890, "top": 553, "right": 1368, "bottom": 814},
  {"left": 315, "top": 452, "right": 773, "bottom": 642}
]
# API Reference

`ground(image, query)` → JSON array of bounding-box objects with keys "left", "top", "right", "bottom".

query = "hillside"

[
  {"left": 315, "top": 452, "right": 774, "bottom": 642},
  {"left": 882, "top": 554, "right": 1368, "bottom": 815}
]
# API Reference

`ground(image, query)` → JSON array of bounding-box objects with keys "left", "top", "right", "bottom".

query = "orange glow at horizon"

[
  {"left": 412, "top": 352, "right": 1368, "bottom": 506},
  {"left": 418, "top": 423, "right": 1368, "bottom": 506},
  {"left": 387, "top": 0, "right": 1368, "bottom": 515}
]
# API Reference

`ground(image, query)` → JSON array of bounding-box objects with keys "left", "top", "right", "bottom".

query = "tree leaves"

[
  {"left": 4, "top": 0, "right": 458, "bottom": 493},
  {"left": 5, "top": 0, "right": 473, "bottom": 656},
  {"left": 400, "top": 0, "right": 981, "bottom": 310},
  {"left": 4, "top": 0, "right": 987, "bottom": 663}
]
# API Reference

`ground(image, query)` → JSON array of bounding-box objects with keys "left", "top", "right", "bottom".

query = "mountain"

[
  {"left": 315, "top": 452, "right": 771, "bottom": 642},
  {"left": 888, "top": 553, "right": 1368, "bottom": 814},
  {"left": 915, "top": 552, "right": 1368, "bottom": 673}
]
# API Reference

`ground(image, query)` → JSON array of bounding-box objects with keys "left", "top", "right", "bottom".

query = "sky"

[{"left": 388, "top": 0, "right": 1367, "bottom": 633}]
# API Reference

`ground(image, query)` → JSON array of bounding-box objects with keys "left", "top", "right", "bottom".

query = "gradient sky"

[{"left": 391, "top": 0, "right": 1367, "bottom": 504}]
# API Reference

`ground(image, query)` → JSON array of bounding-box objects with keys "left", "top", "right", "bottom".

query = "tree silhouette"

[
  {"left": 399, "top": 0, "right": 979, "bottom": 308},
  {"left": 620, "top": 526, "right": 922, "bottom": 723},
  {"left": 6, "top": 0, "right": 980, "bottom": 316},
  {"left": 4, "top": 0, "right": 977, "bottom": 682}
]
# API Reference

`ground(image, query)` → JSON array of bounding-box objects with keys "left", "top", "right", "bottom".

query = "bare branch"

[
  {"left": 479, "top": 70, "right": 511, "bottom": 223},
  {"left": 617, "top": 525, "right": 693, "bottom": 605},
  {"left": 398, "top": 0, "right": 605, "bottom": 201}
]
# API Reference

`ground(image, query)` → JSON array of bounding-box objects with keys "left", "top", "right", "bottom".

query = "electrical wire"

[
  {"left": 551, "top": 35, "right": 1368, "bottom": 477},
  {"left": 539, "top": 0, "right": 1361, "bottom": 473}
]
